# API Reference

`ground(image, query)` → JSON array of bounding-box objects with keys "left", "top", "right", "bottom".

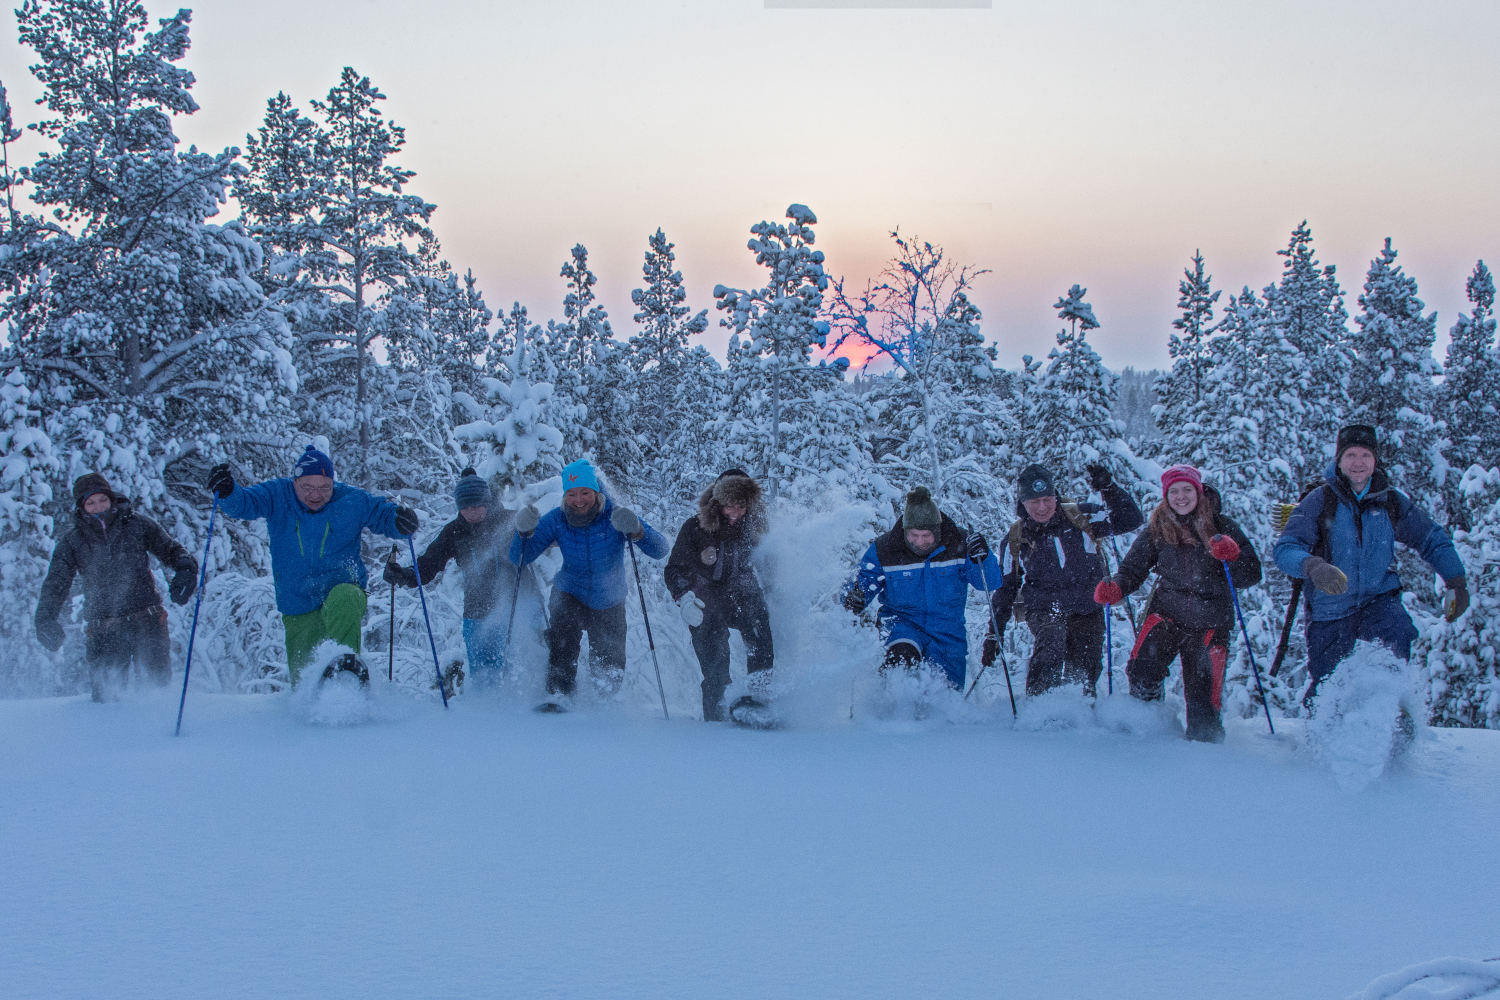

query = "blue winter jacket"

[
  {"left": 846, "top": 514, "right": 1002, "bottom": 677},
  {"left": 510, "top": 494, "right": 668, "bottom": 610},
  {"left": 220, "top": 478, "right": 404, "bottom": 616},
  {"left": 1273, "top": 465, "right": 1464, "bottom": 623}
]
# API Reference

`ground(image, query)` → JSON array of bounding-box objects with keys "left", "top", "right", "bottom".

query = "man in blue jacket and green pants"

[
  {"left": 511, "top": 459, "right": 668, "bottom": 702},
  {"left": 1273, "top": 424, "right": 1467, "bottom": 706},
  {"left": 207, "top": 446, "right": 418, "bottom": 685}
]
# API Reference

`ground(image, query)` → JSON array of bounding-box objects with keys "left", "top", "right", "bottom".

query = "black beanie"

[
  {"left": 902, "top": 486, "right": 941, "bottom": 532},
  {"left": 1016, "top": 464, "right": 1057, "bottom": 503},
  {"left": 1336, "top": 424, "right": 1378, "bottom": 462}
]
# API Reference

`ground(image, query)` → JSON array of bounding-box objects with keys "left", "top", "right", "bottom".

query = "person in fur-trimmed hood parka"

[{"left": 665, "top": 469, "right": 775, "bottom": 721}]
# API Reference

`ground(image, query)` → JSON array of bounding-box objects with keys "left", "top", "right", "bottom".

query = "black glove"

[
  {"left": 843, "top": 588, "right": 866, "bottom": 614},
  {"left": 383, "top": 560, "right": 414, "bottom": 587},
  {"left": 1086, "top": 463, "right": 1112, "bottom": 491},
  {"left": 395, "top": 506, "right": 419, "bottom": 536},
  {"left": 965, "top": 531, "right": 990, "bottom": 564},
  {"left": 206, "top": 463, "right": 234, "bottom": 499},
  {"left": 36, "top": 617, "right": 64, "bottom": 652},
  {"left": 981, "top": 633, "right": 1000, "bottom": 667},
  {"left": 168, "top": 567, "right": 197, "bottom": 605},
  {"left": 1445, "top": 579, "right": 1469, "bottom": 623}
]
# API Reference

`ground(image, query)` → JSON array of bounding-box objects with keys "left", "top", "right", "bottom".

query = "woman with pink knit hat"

[{"left": 1092, "top": 464, "right": 1261, "bottom": 742}]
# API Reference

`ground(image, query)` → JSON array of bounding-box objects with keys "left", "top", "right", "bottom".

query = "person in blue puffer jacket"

[
  {"left": 1273, "top": 424, "right": 1467, "bottom": 704},
  {"left": 842, "top": 486, "right": 1001, "bottom": 690},
  {"left": 206, "top": 446, "right": 418, "bottom": 685},
  {"left": 510, "top": 459, "right": 668, "bottom": 701}
]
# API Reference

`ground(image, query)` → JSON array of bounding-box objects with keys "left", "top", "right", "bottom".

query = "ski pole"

[
  {"left": 1222, "top": 560, "right": 1274, "bottom": 735},
  {"left": 1269, "top": 579, "right": 1302, "bottom": 678},
  {"left": 409, "top": 533, "right": 448, "bottom": 708},
  {"left": 387, "top": 544, "right": 398, "bottom": 683},
  {"left": 1104, "top": 602, "right": 1113, "bottom": 696},
  {"left": 175, "top": 497, "right": 219, "bottom": 737},
  {"left": 627, "top": 540, "right": 670, "bottom": 720},
  {"left": 1105, "top": 538, "right": 1138, "bottom": 639},
  {"left": 966, "top": 559, "right": 1017, "bottom": 717}
]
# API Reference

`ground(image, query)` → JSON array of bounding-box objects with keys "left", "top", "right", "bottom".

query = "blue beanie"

[
  {"left": 560, "top": 459, "right": 599, "bottom": 493},
  {"left": 293, "top": 445, "right": 334, "bottom": 479},
  {"left": 453, "top": 469, "right": 492, "bottom": 509}
]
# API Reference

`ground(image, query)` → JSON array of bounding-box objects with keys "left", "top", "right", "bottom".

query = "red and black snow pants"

[{"left": 1126, "top": 612, "right": 1230, "bottom": 740}]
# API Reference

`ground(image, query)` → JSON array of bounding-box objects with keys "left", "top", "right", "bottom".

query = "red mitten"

[
  {"left": 1209, "top": 534, "right": 1240, "bottom": 562},
  {"left": 1094, "top": 579, "right": 1124, "bottom": 606}
]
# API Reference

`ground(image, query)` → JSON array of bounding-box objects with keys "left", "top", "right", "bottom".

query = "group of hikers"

[{"left": 35, "top": 423, "right": 1470, "bottom": 739}]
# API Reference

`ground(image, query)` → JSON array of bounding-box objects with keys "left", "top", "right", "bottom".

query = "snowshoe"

[
  {"left": 728, "top": 695, "right": 778, "bottom": 730},
  {"left": 320, "top": 653, "right": 370, "bottom": 688},
  {"left": 534, "top": 699, "right": 570, "bottom": 714},
  {"left": 432, "top": 662, "right": 464, "bottom": 700}
]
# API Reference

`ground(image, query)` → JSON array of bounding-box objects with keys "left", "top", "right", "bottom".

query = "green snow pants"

[{"left": 282, "top": 583, "right": 367, "bottom": 685}]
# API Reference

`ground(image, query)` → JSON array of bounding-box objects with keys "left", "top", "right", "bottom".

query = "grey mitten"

[
  {"left": 1303, "top": 556, "right": 1349, "bottom": 596},
  {"left": 514, "top": 505, "right": 540, "bottom": 536},
  {"left": 610, "top": 506, "right": 643, "bottom": 539}
]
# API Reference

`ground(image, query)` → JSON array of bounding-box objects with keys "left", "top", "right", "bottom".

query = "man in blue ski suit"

[
  {"left": 1273, "top": 424, "right": 1467, "bottom": 703},
  {"left": 207, "top": 445, "right": 417, "bottom": 685},
  {"left": 842, "top": 486, "right": 1001, "bottom": 690},
  {"left": 510, "top": 459, "right": 668, "bottom": 700}
]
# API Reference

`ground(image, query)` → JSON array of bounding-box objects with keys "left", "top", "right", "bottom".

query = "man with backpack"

[
  {"left": 1273, "top": 424, "right": 1467, "bottom": 704},
  {"left": 985, "top": 462, "right": 1143, "bottom": 697}
]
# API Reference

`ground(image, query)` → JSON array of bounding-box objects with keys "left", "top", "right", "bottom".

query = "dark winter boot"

[
  {"left": 1184, "top": 712, "right": 1226, "bottom": 744},
  {"left": 322, "top": 653, "right": 370, "bottom": 687},
  {"left": 1128, "top": 677, "right": 1165, "bottom": 702}
]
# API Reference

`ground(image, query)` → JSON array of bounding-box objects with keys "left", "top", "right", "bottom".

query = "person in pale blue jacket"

[
  {"left": 510, "top": 459, "right": 667, "bottom": 700},
  {"left": 207, "top": 446, "right": 418, "bottom": 685},
  {"left": 1273, "top": 424, "right": 1466, "bottom": 704}
]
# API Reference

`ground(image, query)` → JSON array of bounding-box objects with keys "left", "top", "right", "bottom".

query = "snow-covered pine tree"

[
  {"left": 3, "top": 0, "right": 297, "bottom": 524},
  {"left": 0, "top": 369, "right": 66, "bottom": 693},
  {"left": 1016, "top": 285, "right": 1130, "bottom": 490},
  {"left": 1349, "top": 238, "right": 1444, "bottom": 500},
  {"left": 1262, "top": 221, "right": 1351, "bottom": 486},
  {"left": 1441, "top": 261, "right": 1498, "bottom": 479},
  {"left": 1418, "top": 465, "right": 1500, "bottom": 729},
  {"left": 1153, "top": 251, "right": 1219, "bottom": 461},
  {"left": 713, "top": 205, "right": 866, "bottom": 504},
  {"left": 827, "top": 231, "right": 1011, "bottom": 525},
  {"left": 236, "top": 68, "right": 436, "bottom": 478},
  {"left": 625, "top": 228, "right": 717, "bottom": 508}
]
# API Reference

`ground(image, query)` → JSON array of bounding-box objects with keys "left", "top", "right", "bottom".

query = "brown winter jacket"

[
  {"left": 1113, "top": 487, "right": 1261, "bottom": 630},
  {"left": 664, "top": 474, "right": 767, "bottom": 602}
]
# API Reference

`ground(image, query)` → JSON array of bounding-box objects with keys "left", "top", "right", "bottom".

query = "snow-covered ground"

[{"left": 4, "top": 673, "right": 1497, "bottom": 1000}]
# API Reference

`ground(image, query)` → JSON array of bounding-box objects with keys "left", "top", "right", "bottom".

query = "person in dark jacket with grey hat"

[
  {"left": 385, "top": 469, "right": 522, "bottom": 685},
  {"left": 35, "top": 473, "right": 198, "bottom": 701},
  {"left": 986, "top": 462, "right": 1143, "bottom": 697},
  {"left": 665, "top": 469, "right": 774, "bottom": 721}
]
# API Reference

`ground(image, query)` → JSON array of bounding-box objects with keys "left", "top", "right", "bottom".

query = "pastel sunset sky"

[{"left": 5, "top": 0, "right": 1497, "bottom": 371}]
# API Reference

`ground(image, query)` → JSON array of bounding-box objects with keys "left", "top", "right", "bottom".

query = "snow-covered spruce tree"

[
  {"left": 0, "top": 369, "right": 67, "bottom": 693},
  {"left": 544, "top": 243, "right": 636, "bottom": 479},
  {"left": 1262, "top": 221, "right": 1352, "bottom": 486},
  {"left": 827, "top": 230, "right": 1012, "bottom": 527},
  {"left": 235, "top": 67, "right": 436, "bottom": 478},
  {"left": 1016, "top": 285, "right": 1131, "bottom": 489},
  {"left": 713, "top": 205, "right": 871, "bottom": 504},
  {"left": 1418, "top": 465, "right": 1500, "bottom": 729},
  {"left": 1349, "top": 238, "right": 1444, "bottom": 500},
  {"left": 1441, "top": 261, "right": 1499, "bottom": 479},
  {"left": 625, "top": 227, "right": 717, "bottom": 507},
  {"left": 2, "top": 0, "right": 297, "bottom": 530},
  {"left": 1152, "top": 251, "right": 1219, "bottom": 462}
]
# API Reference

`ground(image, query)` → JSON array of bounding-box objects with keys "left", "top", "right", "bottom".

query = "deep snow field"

[{"left": 3, "top": 663, "right": 1498, "bottom": 1000}]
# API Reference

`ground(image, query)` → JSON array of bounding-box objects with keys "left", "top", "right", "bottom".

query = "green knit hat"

[{"left": 902, "top": 486, "right": 941, "bottom": 532}]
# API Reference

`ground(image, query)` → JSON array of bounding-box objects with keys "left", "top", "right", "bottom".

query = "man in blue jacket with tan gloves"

[
  {"left": 207, "top": 445, "right": 417, "bottom": 686},
  {"left": 511, "top": 459, "right": 668, "bottom": 705},
  {"left": 1274, "top": 424, "right": 1466, "bottom": 706}
]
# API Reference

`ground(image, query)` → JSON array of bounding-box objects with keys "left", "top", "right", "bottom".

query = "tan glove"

[{"left": 1302, "top": 556, "right": 1348, "bottom": 596}]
